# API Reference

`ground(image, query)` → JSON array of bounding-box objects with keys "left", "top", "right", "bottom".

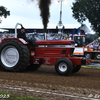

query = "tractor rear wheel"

[
  {"left": 55, "top": 58, "right": 73, "bottom": 76},
  {"left": 0, "top": 39, "right": 30, "bottom": 72},
  {"left": 72, "top": 65, "right": 81, "bottom": 73}
]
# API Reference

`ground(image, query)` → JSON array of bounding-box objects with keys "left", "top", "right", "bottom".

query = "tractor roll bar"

[{"left": 15, "top": 23, "right": 23, "bottom": 38}]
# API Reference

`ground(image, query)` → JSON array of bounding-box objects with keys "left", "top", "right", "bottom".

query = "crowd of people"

[
  {"left": 0, "top": 34, "right": 15, "bottom": 42},
  {"left": 0, "top": 32, "right": 100, "bottom": 52},
  {"left": 46, "top": 33, "right": 71, "bottom": 40},
  {"left": 88, "top": 37, "right": 100, "bottom": 51},
  {"left": 27, "top": 33, "right": 71, "bottom": 41},
  {"left": 0, "top": 31, "right": 71, "bottom": 42}
]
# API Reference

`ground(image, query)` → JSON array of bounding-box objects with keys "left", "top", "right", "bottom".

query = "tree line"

[{"left": 0, "top": 6, "right": 10, "bottom": 23}]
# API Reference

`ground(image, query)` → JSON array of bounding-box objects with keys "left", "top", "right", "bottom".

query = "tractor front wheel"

[
  {"left": 55, "top": 58, "right": 73, "bottom": 76},
  {"left": 0, "top": 39, "right": 30, "bottom": 72}
]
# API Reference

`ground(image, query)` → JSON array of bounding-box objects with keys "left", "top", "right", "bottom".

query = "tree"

[
  {"left": 71, "top": 0, "right": 100, "bottom": 35},
  {"left": 0, "top": 6, "right": 10, "bottom": 23},
  {"left": 94, "top": 32, "right": 99, "bottom": 39}
]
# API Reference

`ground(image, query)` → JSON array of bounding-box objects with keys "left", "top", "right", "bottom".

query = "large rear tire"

[
  {"left": 55, "top": 58, "right": 73, "bottom": 76},
  {"left": 0, "top": 39, "right": 30, "bottom": 72},
  {"left": 72, "top": 65, "right": 81, "bottom": 73}
]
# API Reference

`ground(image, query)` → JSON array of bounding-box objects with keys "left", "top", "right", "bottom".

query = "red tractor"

[{"left": 0, "top": 23, "right": 91, "bottom": 76}]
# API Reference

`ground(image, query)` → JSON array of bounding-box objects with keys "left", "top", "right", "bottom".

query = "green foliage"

[
  {"left": 93, "top": 33, "right": 99, "bottom": 40},
  {"left": 0, "top": 6, "right": 10, "bottom": 22},
  {"left": 0, "top": 92, "right": 45, "bottom": 100},
  {"left": 71, "top": 0, "right": 100, "bottom": 35},
  {"left": 82, "top": 65, "right": 100, "bottom": 69}
]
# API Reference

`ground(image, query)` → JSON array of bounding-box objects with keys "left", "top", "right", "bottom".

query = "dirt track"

[{"left": 0, "top": 65, "right": 100, "bottom": 100}]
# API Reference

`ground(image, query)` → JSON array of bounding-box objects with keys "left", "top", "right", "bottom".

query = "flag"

[
  {"left": 77, "top": 27, "right": 81, "bottom": 35},
  {"left": 72, "top": 28, "right": 75, "bottom": 40}
]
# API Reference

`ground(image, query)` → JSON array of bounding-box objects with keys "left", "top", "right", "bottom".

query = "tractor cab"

[
  {"left": 73, "top": 35, "right": 85, "bottom": 56},
  {"left": 74, "top": 35, "right": 85, "bottom": 47}
]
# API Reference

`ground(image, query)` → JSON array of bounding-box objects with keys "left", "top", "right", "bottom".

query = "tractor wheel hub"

[{"left": 1, "top": 46, "right": 19, "bottom": 67}]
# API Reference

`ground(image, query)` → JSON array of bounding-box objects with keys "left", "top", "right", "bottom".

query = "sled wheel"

[
  {"left": 85, "top": 53, "right": 92, "bottom": 59},
  {"left": 95, "top": 53, "right": 100, "bottom": 60}
]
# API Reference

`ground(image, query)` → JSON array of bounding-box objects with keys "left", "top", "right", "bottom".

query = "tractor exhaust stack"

[{"left": 44, "top": 32, "right": 46, "bottom": 40}]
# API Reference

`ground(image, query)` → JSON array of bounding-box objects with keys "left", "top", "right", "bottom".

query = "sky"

[{"left": 0, "top": 0, "right": 93, "bottom": 33}]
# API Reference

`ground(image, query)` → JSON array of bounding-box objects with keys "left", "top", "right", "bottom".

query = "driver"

[
  {"left": 17, "top": 27, "right": 27, "bottom": 41},
  {"left": 17, "top": 27, "right": 36, "bottom": 49}
]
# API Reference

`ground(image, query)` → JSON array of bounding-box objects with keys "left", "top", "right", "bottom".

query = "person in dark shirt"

[
  {"left": 17, "top": 27, "right": 36, "bottom": 49},
  {"left": 17, "top": 27, "right": 27, "bottom": 41}
]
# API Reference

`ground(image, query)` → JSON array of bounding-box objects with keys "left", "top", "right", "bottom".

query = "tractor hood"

[{"left": 35, "top": 40, "right": 75, "bottom": 45}]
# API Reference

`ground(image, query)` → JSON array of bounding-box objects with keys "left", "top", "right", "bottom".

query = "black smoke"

[{"left": 38, "top": 0, "right": 51, "bottom": 33}]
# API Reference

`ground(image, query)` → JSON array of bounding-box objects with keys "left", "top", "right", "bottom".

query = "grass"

[
  {"left": 0, "top": 92, "right": 45, "bottom": 100},
  {"left": 82, "top": 65, "right": 100, "bottom": 69}
]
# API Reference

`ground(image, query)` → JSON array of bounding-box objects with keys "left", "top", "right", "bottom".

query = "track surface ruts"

[{"left": 0, "top": 65, "right": 100, "bottom": 100}]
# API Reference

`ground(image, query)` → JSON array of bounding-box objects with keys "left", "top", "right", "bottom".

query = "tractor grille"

[{"left": 62, "top": 50, "right": 66, "bottom": 54}]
